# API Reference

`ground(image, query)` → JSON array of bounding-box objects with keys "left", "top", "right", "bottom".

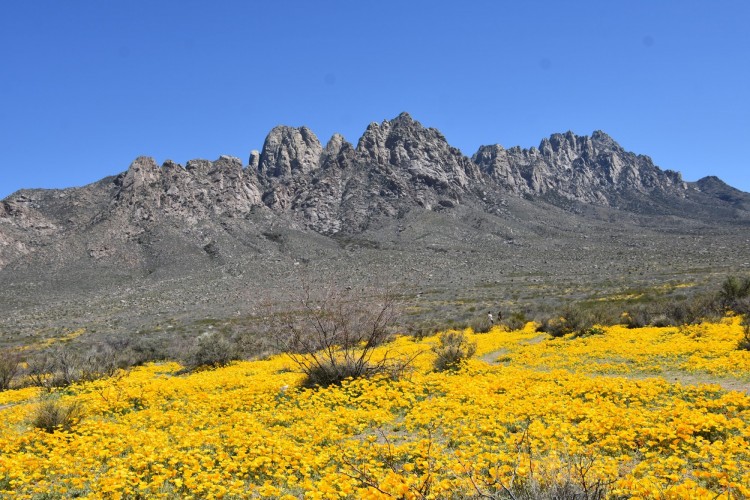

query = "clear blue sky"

[{"left": 1, "top": 1, "right": 748, "bottom": 199}]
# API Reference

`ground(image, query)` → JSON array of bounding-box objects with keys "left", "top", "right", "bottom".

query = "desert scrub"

[
  {"left": 181, "top": 331, "right": 241, "bottom": 371},
  {"left": 0, "top": 320, "right": 749, "bottom": 498},
  {"left": 432, "top": 330, "right": 477, "bottom": 371},
  {"left": 30, "top": 398, "right": 84, "bottom": 433},
  {"left": 270, "top": 283, "right": 403, "bottom": 387},
  {"left": 0, "top": 350, "right": 20, "bottom": 391},
  {"left": 719, "top": 275, "right": 750, "bottom": 311},
  {"left": 538, "top": 305, "right": 596, "bottom": 338}
]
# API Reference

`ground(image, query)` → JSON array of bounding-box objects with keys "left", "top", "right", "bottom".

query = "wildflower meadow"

[{"left": 1, "top": 318, "right": 748, "bottom": 498}]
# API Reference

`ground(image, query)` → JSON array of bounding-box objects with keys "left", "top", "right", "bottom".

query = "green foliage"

[
  {"left": 571, "top": 326, "right": 605, "bottom": 339},
  {"left": 432, "top": 331, "right": 477, "bottom": 371},
  {"left": 301, "top": 357, "right": 379, "bottom": 389}
]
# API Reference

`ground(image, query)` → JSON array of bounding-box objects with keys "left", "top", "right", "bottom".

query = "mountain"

[{"left": 1, "top": 113, "right": 749, "bottom": 346}]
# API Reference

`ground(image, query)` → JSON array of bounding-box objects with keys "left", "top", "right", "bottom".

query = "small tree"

[
  {"left": 26, "top": 348, "right": 83, "bottom": 390},
  {"left": 0, "top": 349, "right": 20, "bottom": 391},
  {"left": 432, "top": 331, "right": 477, "bottom": 372},
  {"left": 271, "top": 283, "right": 401, "bottom": 388}
]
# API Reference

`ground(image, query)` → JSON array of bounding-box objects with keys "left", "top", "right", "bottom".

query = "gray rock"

[
  {"left": 0, "top": 112, "right": 748, "bottom": 276},
  {"left": 258, "top": 126, "right": 323, "bottom": 179}
]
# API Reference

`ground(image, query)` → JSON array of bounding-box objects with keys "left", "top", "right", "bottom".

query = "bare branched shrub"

[
  {"left": 31, "top": 398, "right": 85, "bottom": 433},
  {"left": 432, "top": 331, "right": 476, "bottom": 372},
  {"left": 271, "top": 283, "right": 401, "bottom": 388},
  {"left": 79, "top": 344, "right": 121, "bottom": 382},
  {"left": 468, "top": 316, "right": 493, "bottom": 334},
  {"left": 340, "top": 423, "right": 441, "bottom": 499},
  {"left": 620, "top": 293, "right": 723, "bottom": 329},
  {"left": 458, "top": 422, "right": 611, "bottom": 500},
  {"left": 0, "top": 349, "right": 21, "bottom": 391},
  {"left": 26, "top": 349, "right": 75, "bottom": 390}
]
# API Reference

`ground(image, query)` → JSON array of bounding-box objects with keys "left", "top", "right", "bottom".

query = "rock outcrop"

[
  {"left": 473, "top": 130, "right": 687, "bottom": 204},
  {"left": 1, "top": 112, "right": 748, "bottom": 272}
]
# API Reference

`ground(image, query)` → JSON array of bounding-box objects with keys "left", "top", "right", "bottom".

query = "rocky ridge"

[
  {"left": 1, "top": 112, "right": 747, "bottom": 274},
  {"left": 1, "top": 113, "right": 749, "bottom": 346}
]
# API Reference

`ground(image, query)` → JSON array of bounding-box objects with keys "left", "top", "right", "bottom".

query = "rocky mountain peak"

[
  {"left": 2, "top": 113, "right": 745, "bottom": 276},
  {"left": 248, "top": 150, "right": 260, "bottom": 171},
  {"left": 258, "top": 125, "right": 323, "bottom": 179},
  {"left": 473, "top": 128, "right": 690, "bottom": 203},
  {"left": 324, "top": 133, "right": 348, "bottom": 156},
  {"left": 356, "top": 113, "right": 479, "bottom": 188},
  {"left": 591, "top": 130, "right": 618, "bottom": 148},
  {"left": 121, "top": 156, "right": 160, "bottom": 190}
]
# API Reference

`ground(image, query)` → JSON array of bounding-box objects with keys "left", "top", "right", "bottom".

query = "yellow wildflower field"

[{"left": 1, "top": 319, "right": 748, "bottom": 498}]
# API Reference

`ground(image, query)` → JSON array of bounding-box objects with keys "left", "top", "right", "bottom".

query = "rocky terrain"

[{"left": 1, "top": 113, "right": 749, "bottom": 348}]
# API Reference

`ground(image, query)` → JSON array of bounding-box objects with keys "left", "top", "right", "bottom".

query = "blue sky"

[{"left": 1, "top": 1, "right": 748, "bottom": 199}]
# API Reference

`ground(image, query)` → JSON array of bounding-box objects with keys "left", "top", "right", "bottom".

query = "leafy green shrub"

[
  {"left": 301, "top": 357, "right": 380, "bottom": 388},
  {"left": 432, "top": 331, "right": 477, "bottom": 371},
  {"left": 31, "top": 399, "right": 84, "bottom": 433},
  {"left": 571, "top": 326, "right": 605, "bottom": 339}
]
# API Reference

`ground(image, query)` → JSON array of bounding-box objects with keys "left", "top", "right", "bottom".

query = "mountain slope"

[{"left": 1, "top": 113, "right": 748, "bottom": 344}]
